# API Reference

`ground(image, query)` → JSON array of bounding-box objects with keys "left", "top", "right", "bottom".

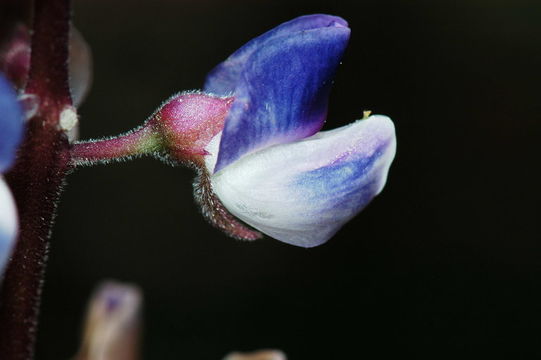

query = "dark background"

[{"left": 36, "top": 0, "right": 540, "bottom": 359}]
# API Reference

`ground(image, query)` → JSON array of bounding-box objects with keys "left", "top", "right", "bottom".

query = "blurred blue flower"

[
  {"left": 201, "top": 15, "right": 397, "bottom": 247},
  {"left": 0, "top": 73, "right": 23, "bottom": 277}
]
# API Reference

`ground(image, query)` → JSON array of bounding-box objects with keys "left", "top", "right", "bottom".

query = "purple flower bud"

[{"left": 1, "top": 24, "right": 92, "bottom": 106}]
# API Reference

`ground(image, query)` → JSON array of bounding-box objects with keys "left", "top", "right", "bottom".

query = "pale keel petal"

[
  {"left": 0, "top": 177, "right": 17, "bottom": 277},
  {"left": 211, "top": 116, "right": 396, "bottom": 247}
]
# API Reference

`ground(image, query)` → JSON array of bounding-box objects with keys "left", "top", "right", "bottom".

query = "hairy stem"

[
  {"left": 1, "top": 126, "right": 70, "bottom": 360},
  {"left": 70, "top": 123, "right": 163, "bottom": 167},
  {"left": 0, "top": 0, "right": 72, "bottom": 359}
]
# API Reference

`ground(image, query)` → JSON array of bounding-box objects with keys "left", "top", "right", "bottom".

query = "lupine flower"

[
  {"left": 155, "top": 15, "right": 397, "bottom": 247},
  {"left": 199, "top": 14, "right": 397, "bottom": 247},
  {"left": 72, "top": 14, "right": 396, "bottom": 248},
  {"left": 0, "top": 74, "right": 23, "bottom": 277}
]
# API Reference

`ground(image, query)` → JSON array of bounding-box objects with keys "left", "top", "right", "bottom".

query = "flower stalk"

[
  {"left": 70, "top": 92, "right": 233, "bottom": 167},
  {"left": 70, "top": 124, "right": 162, "bottom": 167}
]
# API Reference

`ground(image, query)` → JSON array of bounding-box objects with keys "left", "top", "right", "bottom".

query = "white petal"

[
  {"left": 210, "top": 115, "right": 396, "bottom": 247},
  {"left": 0, "top": 176, "right": 17, "bottom": 276}
]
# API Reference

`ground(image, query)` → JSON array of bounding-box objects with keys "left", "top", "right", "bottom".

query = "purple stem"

[{"left": 0, "top": 0, "right": 72, "bottom": 359}]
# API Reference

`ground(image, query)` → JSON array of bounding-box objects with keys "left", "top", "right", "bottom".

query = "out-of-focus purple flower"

[
  {"left": 1, "top": 24, "right": 91, "bottom": 107},
  {"left": 196, "top": 14, "right": 396, "bottom": 247},
  {"left": 1, "top": 23, "right": 90, "bottom": 142},
  {"left": 0, "top": 73, "right": 23, "bottom": 276},
  {"left": 75, "top": 281, "right": 142, "bottom": 360}
]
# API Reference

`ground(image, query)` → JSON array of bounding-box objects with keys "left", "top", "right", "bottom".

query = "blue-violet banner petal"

[
  {"left": 204, "top": 14, "right": 348, "bottom": 95},
  {"left": 213, "top": 21, "right": 350, "bottom": 172}
]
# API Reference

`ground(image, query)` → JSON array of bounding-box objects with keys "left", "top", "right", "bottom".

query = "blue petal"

[
  {"left": 204, "top": 14, "right": 348, "bottom": 95},
  {"left": 290, "top": 146, "right": 388, "bottom": 245},
  {"left": 0, "top": 230, "right": 13, "bottom": 279},
  {"left": 210, "top": 115, "right": 396, "bottom": 247},
  {"left": 208, "top": 16, "right": 350, "bottom": 173},
  {"left": 0, "top": 74, "right": 23, "bottom": 173}
]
